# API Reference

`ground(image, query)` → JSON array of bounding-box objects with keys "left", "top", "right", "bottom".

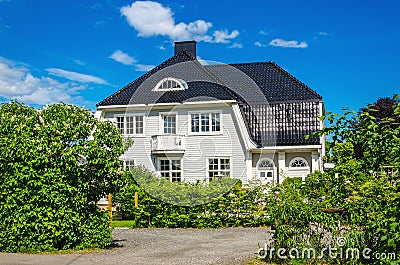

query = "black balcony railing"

[{"left": 239, "top": 101, "right": 321, "bottom": 146}]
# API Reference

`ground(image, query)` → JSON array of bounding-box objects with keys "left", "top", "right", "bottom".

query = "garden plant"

[{"left": 0, "top": 101, "right": 124, "bottom": 252}]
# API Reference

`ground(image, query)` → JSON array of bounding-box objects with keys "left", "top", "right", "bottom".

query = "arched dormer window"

[
  {"left": 154, "top": 77, "right": 187, "bottom": 91},
  {"left": 289, "top": 157, "right": 309, "bottom": 169}
]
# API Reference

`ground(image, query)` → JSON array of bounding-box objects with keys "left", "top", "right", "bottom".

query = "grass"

[{"left": 111, "top": 220, "right": 135, "bottom": 228}]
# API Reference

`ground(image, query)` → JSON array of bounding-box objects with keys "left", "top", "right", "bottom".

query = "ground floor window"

[
  {"left": 257, "top": 158, "right": 275, "bottom": 181},
  {"left": 123, "top": 159, "right": 135, "bottom": 171},
  {"left": 159, "top": 158, "right": 181, "bottom": 182},
  {"left": 289, "top": 157, "right": 309, "bottom": 168},
  {"left": 288, "top": 156, "right": 310, "bottom": 179},
  {"left": 208, "top": 158, "right": 230, "bottom": 181}
]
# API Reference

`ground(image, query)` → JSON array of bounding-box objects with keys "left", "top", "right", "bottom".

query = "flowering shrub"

[{"left": 0, "top": 101, "right": 124, "bottom": 252}]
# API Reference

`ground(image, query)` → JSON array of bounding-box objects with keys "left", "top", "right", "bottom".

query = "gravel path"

[{"left": 0, "top": 227, "right": 270, "bottom": 265}]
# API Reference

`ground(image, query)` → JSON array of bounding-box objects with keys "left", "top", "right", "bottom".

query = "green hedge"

[{"left": 114, "top": 167, "right": 271, "bottom": 228}]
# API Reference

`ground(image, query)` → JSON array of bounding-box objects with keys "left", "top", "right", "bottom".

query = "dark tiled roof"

[
  {"left": 208, "top": 62, "right": 322, "bottom": 103},
  {"left": 97, "top": 52, "right": 193, "bottom": 106},
  {"left": 97, "top": 51, "right": 240, "bottom": 106},
  {"left": 155, "top": 81, "right": 241, "bottom": 103},
  {"left": 97, "top": 55, "right": 321, "bottom": 107},
  {"left": 97, "top": 52, "right": 323, "bottom": 147}
]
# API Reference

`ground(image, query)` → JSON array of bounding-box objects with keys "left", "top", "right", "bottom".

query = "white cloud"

[
  {"left": 109, "top": 50, "right": 137, "bottom": 65},
  {"left": 134, "top": 64, "right": 155, "bottom": 72},
  {"left": 108, "top": 49, "right": 154, "bottom": 72},
  {"left": 120, "top": 1, "right": 239, "bottom": 43},
  {"left": 258, "top": 29, "right": 270, "bottom": 36},
  {"left": 313, "top": 31, "right": 329, "bottom": 39},
  {"left": 0, "top": 57, "right": 93, "bottom": 106},
  {"left": 0, "top": 58, "right": 39, "bottom": 97},
  {"left": 213, "top": 30, "right": 239, "bottom": 43},
  {"left": 19, "top": 87, "right": 84, "bottom": 106},
  {"left": 74, "top": 59, "right": 86, "bottom": 66},
  {"left": 269, "top": 38, "right": 308, "bottom": 48},
  {"left": 254, "top": 41, "right": 266, "bottom": 47},
  {"left": 228, "top": 43, "right": 242, "bottom": 49},
  {"left": 94, "top": 21, "right": 105, "bottom": 28},
  {"left": 46, "top": 68, "right": 108, "bottom": 84}
]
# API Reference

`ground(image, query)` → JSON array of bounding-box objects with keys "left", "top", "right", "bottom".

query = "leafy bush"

[
  {"left": 262, "top": 96, "right": 400, "bottom": 264},
  {"left": 114, "top": 166, "right": 271, "bottom": 228},
  {"left": 0, "top": 101, "right": 124, "bottom": 252}
]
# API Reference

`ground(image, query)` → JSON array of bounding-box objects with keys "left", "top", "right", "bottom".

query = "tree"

[
  {"left": 0, "top": 101, "right": 124, "bottom": 252},
  {"left": 352, "top": 95, "right": 400, "bottom": 159},
  {"left": 360, "top": 95, "right": 400, "bottom": 123},
  {"left": 319, "top": 95, "right": 400, "bottom": 172}
]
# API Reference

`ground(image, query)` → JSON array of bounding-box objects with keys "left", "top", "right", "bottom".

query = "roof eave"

[{"left": 96, "top": 99, "right": 238, "bottom": 110}]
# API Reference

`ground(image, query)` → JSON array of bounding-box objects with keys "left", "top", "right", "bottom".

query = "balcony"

[{"left": 151, "top": 135, "right": 185, "bottom": 154}]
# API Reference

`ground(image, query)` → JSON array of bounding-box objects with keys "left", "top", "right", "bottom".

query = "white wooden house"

[{"left": 96, "top": 41, "right": 325, "bottom": 185}]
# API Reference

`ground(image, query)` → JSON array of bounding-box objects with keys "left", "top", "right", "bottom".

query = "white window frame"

[
  {"left": 159, "top": 111, "right": 178, "bottom": 135},
  {"left": 116, "top": 115, "right": 125, "bottom": 135},
  {"left": 115, "top": 114, "right": 145, "bottom": 137},
  {"left": 123, "top": 159, "right": 136, "bottom": 171},
  {"left": 206, "top": 157, "right": 231, "bottom": 182},
  {"left": 256, "top": 158, "right": 276, "bottom": 182},
  {"left": 188, "top": 110, "right": 223, "bottom": 135},
  {"left": 157, "top": 157, "right": 182, "bottom": 182},
  {"left": 153, "top": 77, "right": 188, "bottom": 91},
  {"left": 288, "top": 157, "right": 310, "bottom": 170}
]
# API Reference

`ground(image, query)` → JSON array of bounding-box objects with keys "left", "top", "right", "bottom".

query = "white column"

[
  {"left": 311, "top": 151, "right": 319, "bottom": 172},
  {"left": 245, "top": 152, "right": 253, "bottom": 183},
  {"left": 278, "top": 152, "right": 285, "bottom": 183}
]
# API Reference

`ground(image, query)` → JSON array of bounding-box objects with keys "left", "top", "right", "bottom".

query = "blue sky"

[{"left": 0, "top": 0, "right": 399, "bottom": 113}]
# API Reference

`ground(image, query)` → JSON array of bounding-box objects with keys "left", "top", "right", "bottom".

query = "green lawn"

[{"left": 111, "top": 220, "right": 135, "bottom": 228}]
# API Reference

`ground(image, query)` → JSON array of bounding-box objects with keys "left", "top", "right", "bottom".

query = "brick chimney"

[{"left": 174, "top": 41, "right": 196, "bottom": 58}]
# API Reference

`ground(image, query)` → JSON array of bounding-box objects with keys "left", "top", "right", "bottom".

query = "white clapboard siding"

[{"left": 102, "top": 104, "right": 247, "bottom": 183}]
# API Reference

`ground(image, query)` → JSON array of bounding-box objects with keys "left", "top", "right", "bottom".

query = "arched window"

[
  {"left": 289, "top": 157, "right": 309, "bottom": 168},
  {"left": 257, "top": 158, "right": 275, "bottom": 181},
  {"left": 258, "top": 159, "right": 274, "bottom": 169},
  {"left": 154, "top": 77, "right": 187, "bottom": 91}
]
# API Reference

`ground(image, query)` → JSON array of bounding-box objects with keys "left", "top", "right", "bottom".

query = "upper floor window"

[
  {"left": 190, "top": 112, "right": 221, "bottom": 134},
  {"left": 162, "top": 114, "right": 176, "bottom": 134},
  {"left": 154, "top": 77, "right": 187, "bottom": 91},
  {"left": 116, "top": 115, "right": 144, "bottom": 136},
  {"left": 289, "top": 157, "right": 309, "bottom": 168}
]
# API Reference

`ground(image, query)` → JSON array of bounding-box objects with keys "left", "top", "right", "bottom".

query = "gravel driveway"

[{"left": 0, "top": 227, "right": 271, "bottom": 265}]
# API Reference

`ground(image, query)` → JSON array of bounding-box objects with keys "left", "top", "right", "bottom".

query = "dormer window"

[{"left": 154, "top": 77, "right": 187, "bottom": 91}]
